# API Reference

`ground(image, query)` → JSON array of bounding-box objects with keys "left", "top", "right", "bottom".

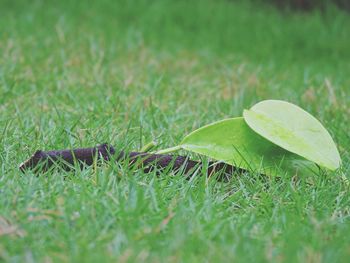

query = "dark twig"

[
  {"left": 19, "top": 144, "right": 242, "bottom": 180},
  {"left": 19, "top": 144, "right": 115, "bottom": 172}
]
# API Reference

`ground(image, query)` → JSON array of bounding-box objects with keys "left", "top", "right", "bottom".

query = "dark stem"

[{"left": 19, "top": 144, "right": 242, "bottom": 180}]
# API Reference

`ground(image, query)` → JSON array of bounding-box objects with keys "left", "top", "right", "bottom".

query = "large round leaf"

[
  {"left": 180, "top": 117, "right": 317, "bottom": 175},
  {"left": 243, "top": 100, "right": 341, "bottom": 170}
]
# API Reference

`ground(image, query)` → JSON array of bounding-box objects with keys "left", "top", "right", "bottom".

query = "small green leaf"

[
  {"left": 243, "top": 100, "right": 341, "bottom": 170},
  {"left": 179, "top": 117, "right": 316, "bottom": 175}
]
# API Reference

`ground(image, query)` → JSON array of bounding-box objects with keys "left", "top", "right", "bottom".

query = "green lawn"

[{"left": 1, "top": 0, "right": 350, "bottom": 262}]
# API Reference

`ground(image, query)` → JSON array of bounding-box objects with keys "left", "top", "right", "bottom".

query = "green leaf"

[
  {"left": 243, "top": 100, "right": 341, "bottom": 170},
  {"left": 179, "top": 117, "right": 317, "bottom": 175}
]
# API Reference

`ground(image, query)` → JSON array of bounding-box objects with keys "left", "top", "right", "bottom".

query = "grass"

[{"left": 1, "top": 0, "right": 350, "bottom": 262}]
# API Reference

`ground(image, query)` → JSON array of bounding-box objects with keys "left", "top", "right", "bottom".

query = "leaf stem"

[
  {"left": 155, "top": 145, "right": 181, "bottom": 154},
  {"left": 140, "top": 141, "right": 157, "bottom": 152}
]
